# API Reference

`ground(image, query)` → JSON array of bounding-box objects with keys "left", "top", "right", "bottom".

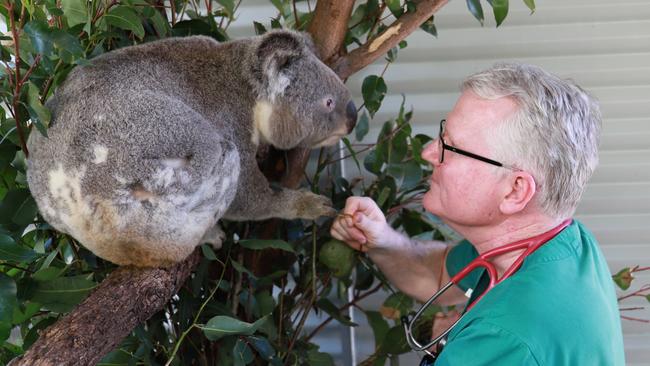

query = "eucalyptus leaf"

[
  {"left": 104, "top": 6, "right": 145, "bottom": 39},
  {"left": 379, "top": 325, "right": 410, "bottom": 355},
  {"left": 26, "top": 82, "right": 51, "bottom": 131},
  {"left": 202, "top": 315, "right": 269, "bottom": 341},
  {"left": 231, "top": 260, "right": 258, "bottom": 279},
  {"left": 31, "top": 276, "right": 97, "bottom": 313},
  {"left": 612, "top": 267, "right": 633, "bottom": 290},
  {"left": 364, "top": 310, "right": 389, "bottom": 347},
  {"left": 253, "top": 21, "right": 267, "bottom": 35},
  {"left": 380, "top": 292, "right": 413, "bottom": 320},
  {"left": 23, "top": 20, "right": 54, "bottom": 56},
  {"left": 233, "top": 338, "right": 254, "bottom": 366},
  {"left": 361, "top": 75, "right": 387, "bottom": 118},
  {"left": 420, "top": 16, "right": 437, "bottom": 37},
  {"left": 466, "top": 0, "right": 485, "bottom": 25},
  {"left": 0, "top": 273, "right": 17, "bottom": 342},
  {"left": 248, "top": 336, "right": 282, "bottom": 365},
  {"left": 316, "top": 298, "right": 357, "bottom": 326},
  {"left": 491, "top": 0, "right": 509, "bottom": 27},
  {"left": 52, "top": 29, "right": 85, "bottom": 59},
  {"left": 306, "top": 349, "right": 335, "bottom": 366},
  {"left": 239, "top": 239, "right": 295, "bottom": 253},
  {"left": 355, "top": 111, "right": 369, "bottom": 141},
  {"left": 523, "top": 0, "right": 535, "bottom": 13},
  {"left": 0, "top": 234, "right": 38, "bottom": 263},
  {"left": 61, "top": 0, "right": 88, "bottom": 27}
]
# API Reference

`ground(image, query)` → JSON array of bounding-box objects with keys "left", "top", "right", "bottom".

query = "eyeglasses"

[{"left": 437, "top": 119, "right": 517, "bottom": 170}]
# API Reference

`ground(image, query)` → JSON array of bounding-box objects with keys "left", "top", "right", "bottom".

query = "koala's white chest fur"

[{"left": 252, "top": 101, "right": 274, "bottom": 145}]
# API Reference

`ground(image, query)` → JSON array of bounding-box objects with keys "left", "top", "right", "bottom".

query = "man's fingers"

[{"left": 331, "top": 219, "right": 367, "bottom": 245}]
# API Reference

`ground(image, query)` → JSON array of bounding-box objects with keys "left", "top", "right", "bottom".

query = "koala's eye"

[{"left": 324, "top": 98, "right": 335, "bottom": 111}]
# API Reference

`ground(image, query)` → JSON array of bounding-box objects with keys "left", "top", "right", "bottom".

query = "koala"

[{"left": 26, "top": 30, "right": 357, "bottom": 267}]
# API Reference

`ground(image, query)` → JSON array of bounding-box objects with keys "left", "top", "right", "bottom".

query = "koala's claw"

[{"left": 295, "top": 191, "right": 336, "bottom": 220}]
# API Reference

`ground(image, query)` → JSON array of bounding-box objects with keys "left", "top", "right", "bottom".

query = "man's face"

[{"left": 421, "top": 90, "right": 519, "bottom": 230}]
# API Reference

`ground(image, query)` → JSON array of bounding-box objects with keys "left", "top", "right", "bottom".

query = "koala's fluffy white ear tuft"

[{"left": 254, "top": 31, "right": 313, "bottom": 100}]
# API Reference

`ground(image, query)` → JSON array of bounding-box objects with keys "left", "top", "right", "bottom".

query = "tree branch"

[
  {"left": 307, "top": 0, "right": 355, "bottom": 63},
  {"left": 332, "top": 0, "right": 449, "bottom": 79},
  {"left": 11, "top": 250, "right": 201, "bottom": 366}
]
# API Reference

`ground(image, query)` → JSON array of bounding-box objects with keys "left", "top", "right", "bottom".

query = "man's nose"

[{"left": 421, "top": 140, "right": 441, "bottom": 166}]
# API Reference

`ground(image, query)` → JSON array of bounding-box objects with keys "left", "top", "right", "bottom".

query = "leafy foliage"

[{"left": 3, "top": 0, "right": 639, "bottom": 365}]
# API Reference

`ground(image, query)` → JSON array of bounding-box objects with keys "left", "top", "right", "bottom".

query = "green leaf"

[
  {"left": 0, "top": 273, "right": 17, "bottom": 343},
  {"left": 104, "top": 6, "right": 145, "bottom": 39},
  {"left": 247, "top": 336, "right": 282, "bottom": 365},
  {"left": 420, "top": 16, "right": 437, "bottom": 37},
  {"left": 202, "top": 315, "right": 269, "bottom": 341},
  {"left": 491, "top": 0, "right": 509, "bottom": 27},
  {"left": 355, "top": 111, "right": 369, "bottom": 141},
  {"left": 385, "top": 0, "right": 403, "bottom": 17},
  {"left": 52, "top": 29, "right": 85, "bottom": 60},
  {"left": 0, "top": 187, "right": 39, "bottom": 226},
  {"left": 238, "top": 239, "right": 295, "bottom": 253},
  {"left": 201, "top": 244, "right": 218, "bottom": 260},
  {"left": 23, "top": 20, "right": 54, "bottom": 56},
  {"left": 32, "top": 266, "right": 66, "bottom": 281},
  {"left": 306, "top": 349, "right": 335, "bottom": 366},
  {"left": 379, "top": 325, "right": 411, "bottom": 355},
  {"left": 26, "top": 83, "right": 51, "bottom": 133},
  {"left": 217, "top": 0, "right": 236, "bottom": 19},
  {"left": 466, "top": 0, "right": 485, "bottom": 25},
  {"left": 361, "top": 75, "right": 387, "bottom": 118},
  {"left": 363, "top": 150, "right": 382, "bottom": 175},
  {"left": 646, "top": 294, "right": 650, "bottom": 303},
  {"left": 523, "top": 0, "right": 535, "bottom": 13},
  {"left": 612, "top": 267, "right": 633, "bottom": 290},
  {"left": 231, "top": 260, "right": 258, "bottom": 279},
  {"left": 61, "top": 0, "right": 88, "bottom": 27},
  {"left": 342, "top": 137, "right": 362, "bottom": 173},
  {"left": 387, "top": 161, "right": 423, "bottom": 191},
  {"left": 364, "top": 310, "right": 389, "bottom": 347},
  {"left": 31, "top": 276, "right": 97, "bottom": 313},
  {"left": 253, "top": 21, "right": 267, "bottom": 35},
  {"left": 380, "top": 292, "right": 413, "bottom": 320},
  {"left": 316, "top": 298, "right": 357, "bottom": 326},
  {"left": 150, "top": 9, "right": 170, "bottom": 37},
  {"left": 233, "top": 338, "right": 254, "bottom": 366},
  {"left": 0, "top": 234, "right": 39, "bottom": 263}
]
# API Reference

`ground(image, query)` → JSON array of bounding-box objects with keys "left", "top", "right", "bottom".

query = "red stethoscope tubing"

[{"left": 452, "top": 218, "right": 573, "bottom": 310}]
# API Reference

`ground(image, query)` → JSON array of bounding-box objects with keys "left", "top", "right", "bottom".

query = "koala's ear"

[{"left": 257, "top": 31, "right": 310, "bottom": 76}]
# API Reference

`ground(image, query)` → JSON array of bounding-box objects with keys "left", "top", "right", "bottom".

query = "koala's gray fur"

[{"left": 26, "top": 30, "right": 357, "bottom": 267}]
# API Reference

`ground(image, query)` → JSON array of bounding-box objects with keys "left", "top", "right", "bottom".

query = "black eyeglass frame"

[{"left": 438, "top": 119, "right": 518, "bottom": 170}]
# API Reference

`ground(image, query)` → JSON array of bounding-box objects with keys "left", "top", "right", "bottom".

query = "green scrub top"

[{"left": 436, "top": 220, "right": 625, "bottom": 365}]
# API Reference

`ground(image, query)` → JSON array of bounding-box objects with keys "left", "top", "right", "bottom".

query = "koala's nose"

[{"left": 346, "top": 100, "right": 357, "bottom": 133}]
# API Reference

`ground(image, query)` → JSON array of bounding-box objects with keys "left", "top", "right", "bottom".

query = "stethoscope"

[{"left": 401, "top": 219, "right": 573, "bottom": 365}]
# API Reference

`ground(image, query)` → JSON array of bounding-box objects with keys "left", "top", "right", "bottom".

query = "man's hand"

[{"left": 330, "top": 196, "right": 395, "bottom": 252}]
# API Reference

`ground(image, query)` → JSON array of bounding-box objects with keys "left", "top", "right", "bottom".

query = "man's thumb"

[{"left": 354, "top": 213, "right": 372, "bottom": 231}]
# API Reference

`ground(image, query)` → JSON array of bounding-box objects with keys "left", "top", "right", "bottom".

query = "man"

[{"left": 330, "top": 63, "right": 625, "bottom": 365}]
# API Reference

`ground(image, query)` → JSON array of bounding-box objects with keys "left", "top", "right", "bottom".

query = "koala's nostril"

[{"left": 346, "top": 100, "right": 357, "bottom": 133}]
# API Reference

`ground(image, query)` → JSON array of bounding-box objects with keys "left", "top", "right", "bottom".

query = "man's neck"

[{"left": 456, "top": 215, "right": 568, "bottom": 276}]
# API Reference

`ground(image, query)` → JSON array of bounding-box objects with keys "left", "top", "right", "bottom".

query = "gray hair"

[{"left": 462, "top": 62, "right": 601, "bottom": 218}]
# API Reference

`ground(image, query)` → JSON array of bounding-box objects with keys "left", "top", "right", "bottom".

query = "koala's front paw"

[{"left": 294, "top": 191, "right": 336, "bottom": 220}]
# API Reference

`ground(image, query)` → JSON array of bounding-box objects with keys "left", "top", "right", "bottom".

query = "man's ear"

[{"left": 499, "top": 171, "right": 537, "bottom": 215}]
